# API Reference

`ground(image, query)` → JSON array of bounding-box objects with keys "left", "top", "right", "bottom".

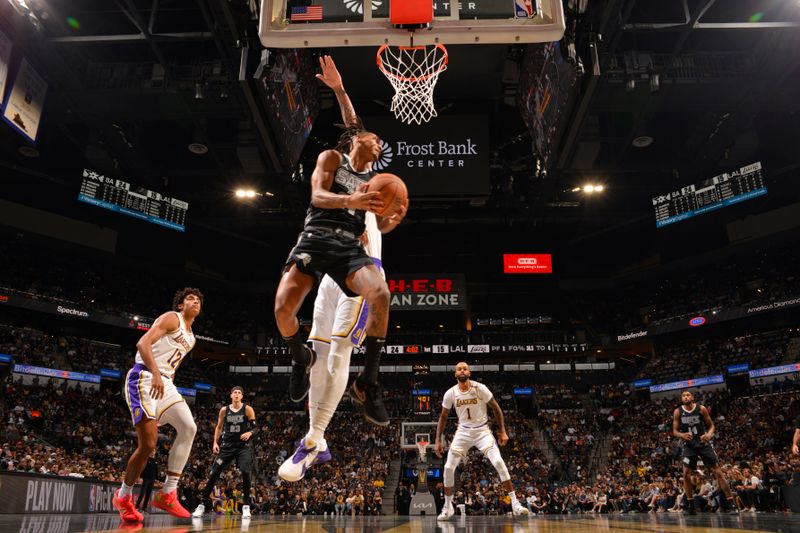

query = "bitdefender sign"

[{"left": 366, "top": 115, "right": 489, "bottom": 196}]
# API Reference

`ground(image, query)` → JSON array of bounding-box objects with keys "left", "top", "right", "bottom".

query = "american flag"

[{"left": 290, "top": 6, "right": 323, "bottom": 21}]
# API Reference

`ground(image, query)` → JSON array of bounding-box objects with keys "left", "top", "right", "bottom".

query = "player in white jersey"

[
  {"left": 279, "top": 210, "right": 389, "bottom": 481},
  {"left": 434, "top": 362, "right": 530, "bottom": 520},
  {"left": 113, "top": 288, "right": 202, "bottom": 523}
]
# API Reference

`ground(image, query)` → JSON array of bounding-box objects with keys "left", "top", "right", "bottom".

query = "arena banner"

[
  {"left": 649, "top": 374, "right": 724, "bottom": 393},
  {"left": 503, "top": 254, "right": 553, "bottom": 274},
  {"left": 748, "top": 362, "right": 800, "bottom": 379},
  {"left": 365, "top": 115, "right": 489, "bottom": 197},
  {"left": 2, "top": 58, "right": 47, "bottom": 142},
  {"left": 13, "top": 364, "right": 101, "bottom": 384},
  {"left": 0, "top": 472, "right": 117, "bottom": 514},
  {"left": 387, "top": 274, "right": 467, "bottom": 311},
  {"left": 615, "top": 294, "right": 800, "bottom": 341}
]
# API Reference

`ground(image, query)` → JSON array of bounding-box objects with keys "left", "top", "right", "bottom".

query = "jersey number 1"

[{"left": 466, "top": 408, "right": 472, "bottom": 420}]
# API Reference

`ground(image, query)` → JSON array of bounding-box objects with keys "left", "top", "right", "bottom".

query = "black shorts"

[
  {"left": 211, "top": 444, "right": 253, "bottom": 475},
  {"left": 284, "top": 228, "right": 373, "bottom": 297},
  {"left": 681, "top": 442, "right": 719, "bottom": 469}
]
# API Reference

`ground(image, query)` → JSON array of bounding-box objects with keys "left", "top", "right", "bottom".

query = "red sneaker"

[
  {"left": 153, "top": 490, "right": 191, "bottom": 518},
  {"left": 113, "top": 489, "right": 144, "bottom": 523}
]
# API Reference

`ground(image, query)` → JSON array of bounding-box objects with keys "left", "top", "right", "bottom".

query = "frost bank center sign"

[{"left": 368, "top": 115, "right": 490, "bottom": 196}]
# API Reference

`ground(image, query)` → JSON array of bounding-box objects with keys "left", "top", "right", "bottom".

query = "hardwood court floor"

[{"left": 3, "top": 512, "right": 798, "bottom": 532}]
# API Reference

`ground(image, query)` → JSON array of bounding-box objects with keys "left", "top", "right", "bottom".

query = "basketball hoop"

[
  {"left": 416, "top": 440, "right": 428, "bottom": 462},
  {"left": 377, "top": 44, "right": 448, "bottom": 125}
]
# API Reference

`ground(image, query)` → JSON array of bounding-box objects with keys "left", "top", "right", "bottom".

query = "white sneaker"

[
  {"left": 192, "top": 503, "right": 205, "bottom": 518},
  {"left": 438, "top": 505, "right": 455, "bottom": 521},
  {"left": 513, "top": 503, "right": 531, "bottom": 516},
  {"left": 242, "top": 505, "right": 251, "bottom": 519},
  {"left": 278, "top": 439, "right": 332, "bottom": 482}
]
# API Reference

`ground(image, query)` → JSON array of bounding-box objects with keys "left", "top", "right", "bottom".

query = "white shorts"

[
  {"left": 448, "top": 425, "right": 497, "bottom": 458},
  {"left": 309, "top": 275, "right": 368, "bottom": 347},
  {"left": 124, "top": 363, "right": 184, "bottom": 426}
]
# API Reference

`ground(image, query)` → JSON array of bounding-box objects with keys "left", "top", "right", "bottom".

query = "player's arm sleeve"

[
  {"left": 442, "top": 389, "right": 454, "bottom": 410},
  {"left": 246, "top": 406, "right": 259, "bottom": 437}
]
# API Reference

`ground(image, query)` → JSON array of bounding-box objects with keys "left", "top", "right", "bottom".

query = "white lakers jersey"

[
  {"left": 135, "top": 311, "right": 195, "bottom": 379},
  {"left": 363, "top": 211, "right": 382, "bottom": 273},
  {"left": 442, "top": 381, "right": 493, "bottom": 429}
]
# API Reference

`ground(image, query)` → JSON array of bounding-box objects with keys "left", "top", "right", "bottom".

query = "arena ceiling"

[{"left": 0, "top": 0, "right": 799, "bottom": 271}]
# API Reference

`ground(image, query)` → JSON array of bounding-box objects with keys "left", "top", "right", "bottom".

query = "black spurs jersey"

[
  {"left": 220, "top": 403, "right": 248, "bottom": 447},
  {"left": 679, "top": 404, "right": 708, "bottom": 442},
  {"left": 304, "top": 154, "right": 374, "bottom": 236}
]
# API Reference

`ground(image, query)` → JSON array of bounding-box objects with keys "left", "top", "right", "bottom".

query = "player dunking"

[
  {"left": 274, "top": 55, "right": 404, "bottom": 427},
  {"left": 193, "top": 386, "right": 258, "bottom": 518},
  {"left": 434, "top": 362, "right": 530, "bottom": 520},
  {"left": 673, "top": 390, "right": 738, "bottom": 514},
  {"left": 113, "top": 288, "right": 201, "bottom": 523},
  {"left": 278, "top": 56, "right": 404, "bottom": 481}
]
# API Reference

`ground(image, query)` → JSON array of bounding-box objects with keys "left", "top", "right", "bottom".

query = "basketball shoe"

[
  {"left": 512, "top": 502, "right": 531, "bottom": 516},
  {"left": 350, "top": 376, "right": 389, "bottom": 426},
  {"left": 113, "top": 489, "right": 143, "bottom": 523},
  {"left": 278, "top": 438, "right": 332, "bottom": 482},
  {"left": 437, "top": 503, "right": 455, "bottom": 521},
  {"left": 153, "top": 490, "right": 191, "bottom": 518}
]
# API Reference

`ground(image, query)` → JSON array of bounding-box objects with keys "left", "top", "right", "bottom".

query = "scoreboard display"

[
  {"left": 652, "top": 162, "right": 766, "bottom": 228},
  {"left": 78, "top": 169, "right": 189, "bottom": 232},
  {"left": 412, "top": 389, "right": 432, "bottom": 417}
]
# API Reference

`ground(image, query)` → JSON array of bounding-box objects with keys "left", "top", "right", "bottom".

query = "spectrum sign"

[{"left": 503, "top": 254, "right": 553, "bottom": 274}]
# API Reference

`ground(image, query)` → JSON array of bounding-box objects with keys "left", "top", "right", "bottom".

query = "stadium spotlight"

[
  {"left": 583, "top": 184, "right": 595, "bottom": 193},
  {"left": 594, "top": 185, "right": 604, "bottom": 192},
  {"left": 235, "top": 189, "right": 272, "bottom": 199}
]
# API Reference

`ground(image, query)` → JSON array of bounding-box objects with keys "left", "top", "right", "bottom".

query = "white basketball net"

[
  {"left": 377, "top": 44, "right": 448, "bottom": 125},
  {"left": 417, "top": 441, "right": 428, "bottom": 462}
]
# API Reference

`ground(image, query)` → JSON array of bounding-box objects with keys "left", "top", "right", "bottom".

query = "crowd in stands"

[
  {"left": 0, "top": 374, "right": 397, "bottom": 516},
  {"left": 0, "top": 324, "right": 211, "bottom": 388},
  {"left": 575, "top": 243, "right": 800, "bottom": 333},
  {"left": 4, "top": 369, "right": 800, "bottom": 516},
  {"left": 538, "top": 409, "right": 597, "bottom": 483},
  {"left": 640, "top": 328, "right": 796, "bottom": 384}
]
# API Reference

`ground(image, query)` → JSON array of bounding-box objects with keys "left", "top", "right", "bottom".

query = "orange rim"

[{"left": 376, "top": 44, "right": 448, "bottom": 83}]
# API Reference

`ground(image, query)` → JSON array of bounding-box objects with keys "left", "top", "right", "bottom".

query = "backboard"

[
  {"left": 400, "top": 421, "right": 441, "bottom": 451},
  {"left": 259, "top": 0, "right": 565, "bottom": 48}
]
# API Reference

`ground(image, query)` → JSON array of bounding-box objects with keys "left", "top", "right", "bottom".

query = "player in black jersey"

[
  {"left": 274, "top": 55, "right": 406, "bottom": 426},
  {"left": 193, "top": 387, "right": 258, "bottom": 518},
  {"left": 672, "top": 390, "right": 737, "bottom": 514}
]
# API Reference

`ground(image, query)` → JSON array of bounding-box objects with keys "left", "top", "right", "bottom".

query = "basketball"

[{"left": 368, "top": 173, "right": 408, "bottom": 217}]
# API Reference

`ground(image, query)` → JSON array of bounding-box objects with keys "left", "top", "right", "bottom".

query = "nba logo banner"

[{"left": 514, "top": 0, "right": 539, "bottom": 19}]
